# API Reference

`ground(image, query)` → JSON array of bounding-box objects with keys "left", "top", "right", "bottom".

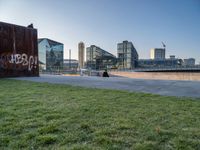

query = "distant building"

[
  {"left": 150, "top": 48, "right": 165, "bottom": 60},
  {"left": 170, "top": 55, "right": 176, "bottom": 60},
  {"left": 78, "top": 42, "right": 85, "bottom": 69},
  {"left": 86, "top": 45, "right": 117, "bottom": 70},
  {"left": 138, "top": 58, "right": 182, "bottom": 68},
  {"left": 117, "top": 40, "right": 139, "bottom": 69},
  {"left": 183, "top": 58, "right": 195, "bottom": 66},
  {"left": 63, "top": 59, "right": 78, "bottom": 70},
  {"left": 38, "top": 38, "right": 64, "bottom": 70}
]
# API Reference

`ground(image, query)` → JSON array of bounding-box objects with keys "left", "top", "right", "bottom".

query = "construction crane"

[{"left": 162, "top": 42, "right": 166, "bottom": 49}]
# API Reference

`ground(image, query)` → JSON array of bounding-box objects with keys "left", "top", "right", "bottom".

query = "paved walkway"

[{"left": 13, "top": 74, "right": 200, "bottom": 98}]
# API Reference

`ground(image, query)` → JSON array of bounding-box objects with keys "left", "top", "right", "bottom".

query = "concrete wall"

[{"left": 110, "top": 71, "right": 200, "bottom": 81}]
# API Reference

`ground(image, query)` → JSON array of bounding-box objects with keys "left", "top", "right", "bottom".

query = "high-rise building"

[
  {"left": 117, "top": 40, "right": 139, "bottom": 69},
  {"left": 86, "top": 45, "right": 116, "bottom": 70},
  {"left": 150, "top": 48, "right": 165, "bottom": 60},
  {"left": 78, "top": 42, "right": 85, "bottom": 69},
  {"left": 38, "top": 38, "right": 63, "bottom": 70}
]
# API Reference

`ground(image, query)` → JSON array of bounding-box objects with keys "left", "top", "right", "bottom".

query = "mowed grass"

[{"left": 0, "top": 79, "right": 200, "bottom": 150}]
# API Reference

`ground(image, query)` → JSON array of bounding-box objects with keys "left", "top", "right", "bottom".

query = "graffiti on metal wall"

[
  {"left": 0, "top": 53, "right": 38, "bottom": 71},
  {"left": 0, "top": 22, "right": 39, "bottom": 77}
]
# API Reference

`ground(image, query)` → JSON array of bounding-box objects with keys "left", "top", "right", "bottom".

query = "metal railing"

[{"left": 134, "top": 66, "right": 200, "bottom": 72}]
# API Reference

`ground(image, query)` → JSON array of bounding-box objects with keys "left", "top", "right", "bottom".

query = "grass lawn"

[{"left": 0, "top": 79, "right": 200, "bottom": 150}]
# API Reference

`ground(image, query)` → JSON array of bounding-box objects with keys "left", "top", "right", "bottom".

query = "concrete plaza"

[{"left": 14, "top": 74, "right": 200, "bottom": 98}]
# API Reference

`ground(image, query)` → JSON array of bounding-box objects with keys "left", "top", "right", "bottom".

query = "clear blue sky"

[{"left": 0, "top": 0, "right": 200, "bottom": 63}]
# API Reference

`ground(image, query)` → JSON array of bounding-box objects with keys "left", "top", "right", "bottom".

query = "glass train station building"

[{"left": 86, "top": 45, "right": 117, "bottom": 70}]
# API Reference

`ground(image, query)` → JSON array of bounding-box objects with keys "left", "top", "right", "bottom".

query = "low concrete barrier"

[{"left": 110, "top": 71, "right": 200, "bottom": 81}]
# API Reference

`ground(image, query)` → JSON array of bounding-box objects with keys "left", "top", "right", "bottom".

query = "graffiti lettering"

[{"left": 0, "top": 53, "right": 38, "bottom": 71}]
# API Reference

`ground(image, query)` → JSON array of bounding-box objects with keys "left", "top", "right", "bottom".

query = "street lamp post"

[{"left": 69, "top": 49, "right": 71, "bottom": 70}]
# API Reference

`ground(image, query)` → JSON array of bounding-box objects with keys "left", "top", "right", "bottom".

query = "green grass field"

[{"left": 0, "top": 79, "right": 200, "bottom": 150}]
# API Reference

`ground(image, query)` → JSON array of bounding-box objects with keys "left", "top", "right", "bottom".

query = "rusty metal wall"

[{"left": 0, "top": 22, "right": 39, "bottom": 77}]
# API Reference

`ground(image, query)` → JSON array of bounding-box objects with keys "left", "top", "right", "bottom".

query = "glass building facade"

[
  {"left": 117, "top": 41, "right": 139, "bottom": 69},
  {"left": 38, "top": 38, "right": 63, "bottom": 70},
  {"left": 183, "top": 58, "right": 195, "bottom": 66},
  {"left": 137, "top": 59, "right": 183, "bottom": 68},
  {"left": 86, "top": 45, "right": 117, "bottom": 70}
]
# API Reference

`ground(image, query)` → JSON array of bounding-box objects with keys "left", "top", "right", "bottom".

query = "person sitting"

[
  {"left": 27, "top": 23, "right": 33, "bottom": 28},
  {"left": 103, "top": 69, "right": 109, "bottom": 77}
]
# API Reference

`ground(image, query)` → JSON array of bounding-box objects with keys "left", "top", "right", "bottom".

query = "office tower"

[{"left": 117, "top": 40, "right": 139, "bottom": 69}]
